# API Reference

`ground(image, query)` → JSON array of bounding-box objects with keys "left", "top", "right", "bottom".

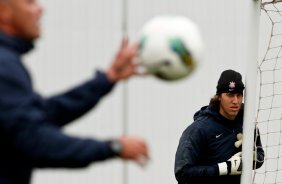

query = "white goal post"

[
  {"left": 241, "top": 0, "right": 261, "bottom": 183},
  {"left": 243, "top": 0, "right": 282, "bottom": 183}
]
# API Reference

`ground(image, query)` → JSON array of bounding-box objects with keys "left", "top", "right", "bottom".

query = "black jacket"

[
  {"left": 174, "top": 105, "right": 264, "bottom": 184},
  {"left": 0, "top": 32, "right": 117, "bottom": 184}
]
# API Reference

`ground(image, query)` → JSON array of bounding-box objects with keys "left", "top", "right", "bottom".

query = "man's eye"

[{"left": 227, "top": 93, "right": 233, "bottom": 97}]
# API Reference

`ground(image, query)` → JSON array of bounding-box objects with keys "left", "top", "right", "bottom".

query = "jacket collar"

[{"left": 0, "top": 31, "right": 34, "bottom": 54}]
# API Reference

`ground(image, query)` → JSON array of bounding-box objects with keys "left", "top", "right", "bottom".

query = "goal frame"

[{"left": 241, "top": 0, "right": 261, "bottom": 183}]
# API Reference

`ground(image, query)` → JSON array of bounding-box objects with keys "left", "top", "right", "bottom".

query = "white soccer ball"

[{"left": 138, "top": 15, "right": 204, "bottom": 81}]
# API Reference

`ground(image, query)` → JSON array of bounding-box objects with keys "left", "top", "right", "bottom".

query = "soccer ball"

[{"left": 138, "top": 15, "right": 204, "bottom": 81}]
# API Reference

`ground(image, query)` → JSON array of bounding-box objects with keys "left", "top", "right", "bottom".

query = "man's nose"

[{"left": 232, "top": 95, "right": 239, "bottom": 103}]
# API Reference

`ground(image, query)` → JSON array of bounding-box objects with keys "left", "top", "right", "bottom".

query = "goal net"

[{"left": 253, "top": 0, "right": 282, "bottom": 183}]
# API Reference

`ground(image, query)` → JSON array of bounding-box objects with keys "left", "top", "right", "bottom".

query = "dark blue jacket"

[
  {"left": 174, "top": 105, "right": 264, "bottom": 184},
  {"left": 0, "top": 32, "right": 118, "bottom": 184}
]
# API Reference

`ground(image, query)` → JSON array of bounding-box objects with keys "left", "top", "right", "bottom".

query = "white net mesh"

[{"left": 253, "top": 0, "right": 282, "bottom": 183}]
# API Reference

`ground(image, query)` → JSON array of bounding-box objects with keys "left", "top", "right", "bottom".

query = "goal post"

[
  {"left": 243, "top": 0, "right": 282, "bottom": 183},
  {"left": 241, "top": 0, "right": 261, "bottom": 184}
]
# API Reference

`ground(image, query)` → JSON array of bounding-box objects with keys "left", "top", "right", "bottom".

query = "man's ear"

[{"left": 218, "top": 94, "right": 222, "bottom": 101}]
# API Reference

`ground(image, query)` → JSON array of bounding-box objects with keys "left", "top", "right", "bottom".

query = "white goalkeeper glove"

[
  {"left": 235, "top": 133, "right": 257, "bottom": 159},
  {"left": 218, "top": 152, "right": 242, "bottom": 175},
  {"left": 234, "top": 133, "right": 243, "bottom": 148}
]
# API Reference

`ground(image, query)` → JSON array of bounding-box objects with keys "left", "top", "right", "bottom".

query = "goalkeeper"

[{"left": 174, "top": 69, "right": 264, "bottom": 184}]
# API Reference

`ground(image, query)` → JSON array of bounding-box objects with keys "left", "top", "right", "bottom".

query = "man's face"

[
  {"left": 1, "top": 0, "right": 43, "bottom": 40},
  {"left": 219, "top": 92, "right": 243, "bottom": 120}
]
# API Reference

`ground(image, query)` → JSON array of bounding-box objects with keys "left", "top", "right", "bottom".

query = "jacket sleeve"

[
  {"left": 42, "top": 71, "right": 115, "bottom": 127},
  {"left": 174, "top": 123, "right": 219, "bottom": 183},
  {"left": 3, "top": 120, "right": 116, "bottom": 168},
  {"left": 0, "top": 59, "right": 116, "bottom": 168}
]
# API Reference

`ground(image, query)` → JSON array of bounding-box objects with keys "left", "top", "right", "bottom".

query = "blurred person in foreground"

[
  {"left": 0, "top": 0, "right": 149, "bottom": 183},
  {"left": 174, "top": 69, "right": 264, "bottom": 184}
]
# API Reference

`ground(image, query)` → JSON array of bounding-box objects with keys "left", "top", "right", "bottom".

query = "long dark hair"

[{"left": 209, "top": 94, "right": 220, "bottom": 111}]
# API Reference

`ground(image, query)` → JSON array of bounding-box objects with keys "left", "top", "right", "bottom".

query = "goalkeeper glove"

[
  {"left": 218, "top": 152, "right": 242, "bottom": 175},
  {"left": 234, "top": 133, "right": 243, "bottom": 148},
  {"left": 234, "top": 133, "right": 256, "bottom": 159}
]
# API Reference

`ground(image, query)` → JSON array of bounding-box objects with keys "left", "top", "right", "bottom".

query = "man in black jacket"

[
  {"left": 0, "top": 0, "right": 149, "bottom": 184},
  {"left": 174, "top": 69, "right": 264, "bottom": 184}
]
